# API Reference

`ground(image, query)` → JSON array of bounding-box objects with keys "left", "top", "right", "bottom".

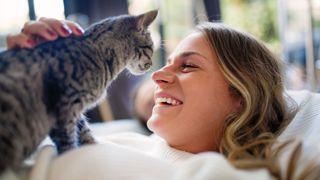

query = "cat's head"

[
  {"left": 86, "top": 10, "right": 158, "bottom": 75},
  {"left": 124, "top": 10, "right": 158, "bottom": 75}
]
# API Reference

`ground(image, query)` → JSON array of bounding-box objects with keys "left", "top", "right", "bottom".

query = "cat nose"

[
  {"left": 138, "top": 62, "right": 152, "bottom": 71},
  {"left": 144, "top": 62, "right": 152, "bottom": 69}
]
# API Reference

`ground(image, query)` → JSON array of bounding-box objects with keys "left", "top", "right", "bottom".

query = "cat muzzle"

[
  {"left": 127, "top": 61, "right": 152, "bottom": 75},
  {"left": 142, "top": 62, "right": 152, "bottom": 69}
]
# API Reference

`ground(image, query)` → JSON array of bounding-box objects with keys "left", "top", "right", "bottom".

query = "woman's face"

[{"left": 147, "top": 32, "right": 241, "bottom": 153}]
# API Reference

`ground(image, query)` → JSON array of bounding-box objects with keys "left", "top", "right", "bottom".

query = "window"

[
  {"left": 34, "top": 0, "right": 65, "bottom": 19},
  {"left": 0, "top": 0, "right": 64, "bottom": 49},
  {"left": 0, "top": 0, "right": 29, "bottom": 49},
  {"left": 221, "top": 0, "right": 320, "bottom": 91}
]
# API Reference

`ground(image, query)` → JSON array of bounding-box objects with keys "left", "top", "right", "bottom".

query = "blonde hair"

[{"left": 196, "top": 22, "right": 300, "bottom": 178}]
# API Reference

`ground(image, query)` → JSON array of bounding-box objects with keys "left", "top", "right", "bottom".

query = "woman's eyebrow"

[
  {"left": 166, "top": 51, "right": 208, "bottom": 64},
  {"left": 180, "top": 51, "right": 207, "bottom": 60}
]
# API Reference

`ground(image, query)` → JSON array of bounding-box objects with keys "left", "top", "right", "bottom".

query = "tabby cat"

[{"left": 0, "top": 10, "right": 157, "bottom": 172}]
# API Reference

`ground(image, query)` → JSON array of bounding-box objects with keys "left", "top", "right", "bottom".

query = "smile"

[{"left": 155, "top": 97, "right": 182, "bottom": 106}]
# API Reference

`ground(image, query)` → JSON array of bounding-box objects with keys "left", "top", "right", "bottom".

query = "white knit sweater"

[
  {"left": 22, "top": 132, "right": 272, "bottom": 180},
  {"left": 100, "top": 133, "right": 195, "bottom": 165}
]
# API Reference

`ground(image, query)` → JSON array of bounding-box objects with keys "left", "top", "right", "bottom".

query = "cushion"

[{"left": 279, "top": 90, "right": 320, "bottom": 146}]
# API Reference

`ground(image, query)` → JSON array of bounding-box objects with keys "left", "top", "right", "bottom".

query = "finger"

[
  {"left": 23, "top": 20, "right": 58, "bottom": 41},
  {"left": 65, "top": 20, "right": 85, "bottom": 36},
  {"left": 38, "top": 17, "right": 72, "bottom": 37},
  {"left": 6, "top": 34, "right": 35, "bottom": 49}
]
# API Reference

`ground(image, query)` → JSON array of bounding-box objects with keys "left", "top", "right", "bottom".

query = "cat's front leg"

[
  {"left": 77, "top": 115, "right": 97, "bottom": 145},
  {"left": 49, "top": 118, "right": 78, "bottom": 154}
]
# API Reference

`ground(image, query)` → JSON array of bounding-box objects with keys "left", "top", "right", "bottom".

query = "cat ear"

[{"left": 136, "top": 10, "right": 158, "bottom": 31}]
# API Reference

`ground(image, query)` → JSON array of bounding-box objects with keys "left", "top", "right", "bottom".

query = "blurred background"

[{"left": 0, "top": 0, "right": 319, "bottom": 122}]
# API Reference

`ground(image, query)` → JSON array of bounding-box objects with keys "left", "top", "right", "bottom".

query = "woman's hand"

[{"left": 6, "top": 17, "right": 85, "bottom": 49}]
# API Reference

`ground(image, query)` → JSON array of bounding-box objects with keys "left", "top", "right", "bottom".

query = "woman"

[{"left": 6, "top": 18, "right": 318, "bottom": 179}]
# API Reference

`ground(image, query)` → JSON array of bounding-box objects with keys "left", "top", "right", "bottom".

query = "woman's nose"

[{"left": 151, "top": 66, "right": 175, "bottom": 86}]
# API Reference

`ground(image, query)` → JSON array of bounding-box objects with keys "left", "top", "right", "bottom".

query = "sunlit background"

[
  {"left": 0, "top": 0, "right": 320, "bottom": 121},
  {"left": 0, "top": 0, "right": 29, "bottom": 34}
]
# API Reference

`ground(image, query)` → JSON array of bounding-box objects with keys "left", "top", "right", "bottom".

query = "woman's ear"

[
  {"left": 229, "top": 85, "right": 244, "bottom": 112},
  {"left": 236, "top": 98, "right": 244, "bottom": 111},
  {"left": 230, "top": 97, "right": 243, "bottom": 115},
  {"left": 136, "top": 10, "right": 158, "bottom": 31}
]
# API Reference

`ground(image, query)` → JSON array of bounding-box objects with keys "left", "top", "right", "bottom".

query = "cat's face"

[
  {"left": 86, "top": 10, "right": 157, "bottom": 74},
  {"left": 95, "top": 10, "right": 158, "bottom": 75},
  {"left": 126, "top": 27, "right": 154, "bottom": 75},
  {"left": 125, "top": 10, "right": 157, "bottom": 75}
]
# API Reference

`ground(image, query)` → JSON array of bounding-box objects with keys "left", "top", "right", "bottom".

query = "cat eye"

[{"left": 139, "top": 45, "right": 153, "bottom": 51}]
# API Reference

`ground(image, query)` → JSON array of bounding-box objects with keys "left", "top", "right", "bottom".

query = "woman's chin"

[
  {"left": 146, "top": 115, "right": 156, "bottom": 131},
  {"left": 147, "top": 115, "right": 164, "bottom": 133}
]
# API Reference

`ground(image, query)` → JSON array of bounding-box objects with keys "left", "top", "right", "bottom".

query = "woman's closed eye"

[{"left": 181, "top": 63, "right": 198, "bottom": 72}]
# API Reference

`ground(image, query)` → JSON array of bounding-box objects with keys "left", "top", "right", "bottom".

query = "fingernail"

[
  {"left": 27, "top": 39, "right": 35, "bottom": 46},
  {"left": 47, "top": 29, "right": 57, "bottom": 37},
  {"left": 75, "top": 27, "right": 84, "bottom": 35},
  {"left": 61, "top": 25, "right": 72, "bottom": 35}
]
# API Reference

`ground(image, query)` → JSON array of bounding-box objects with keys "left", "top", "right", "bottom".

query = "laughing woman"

[{"left": 6, "top": 18, "right": 320, "bottom": 179}]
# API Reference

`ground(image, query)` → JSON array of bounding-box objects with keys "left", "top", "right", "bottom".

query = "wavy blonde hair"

[{"left": 196, "top": 22, "right": 303, "bottom": 178}]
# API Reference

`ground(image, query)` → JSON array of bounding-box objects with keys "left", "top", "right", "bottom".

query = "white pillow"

[
  {"left": 277, "top": 90, "right": 320, "bottom": 178},
  {"left": 279, "top": 90, "right": 320, "bottom": 146}
]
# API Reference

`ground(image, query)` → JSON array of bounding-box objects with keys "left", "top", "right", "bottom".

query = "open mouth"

[{"left": 155, "top": 97, "right": 183, "bottom": 106}]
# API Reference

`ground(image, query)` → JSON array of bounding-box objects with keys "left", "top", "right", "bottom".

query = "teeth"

[{"left": 156, "top": 97, "right": 181, "bottom": 105}]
